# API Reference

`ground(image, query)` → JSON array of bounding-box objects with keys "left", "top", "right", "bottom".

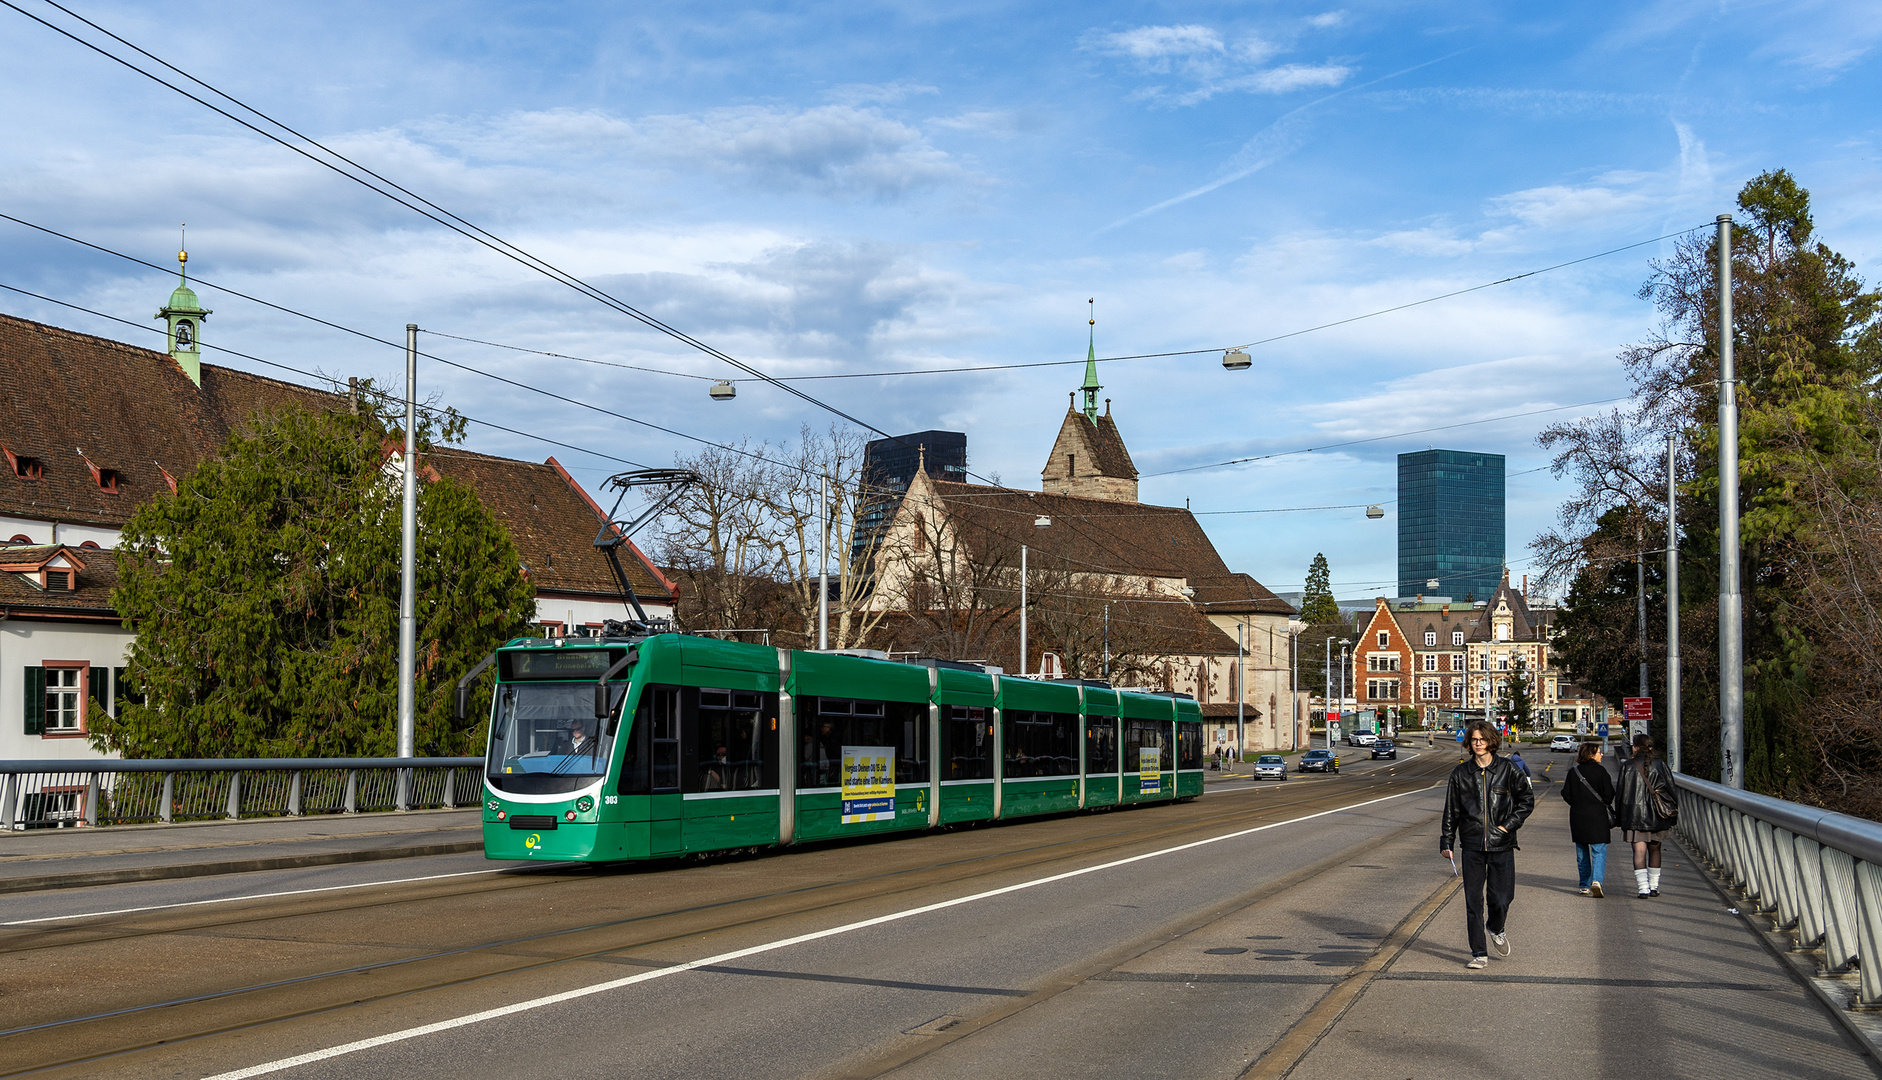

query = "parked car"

[
  {"left": 1550, "top": 734, "right": 1578, "bottom": 753},
  {"left": 1350, "top": 731, "right": 1378, "bottom": 747},
  {"left": 1370, "top": 739, "right": 1397, "bottom": 759},
  {"left": 1300, "top": 749, "right": 1339, "bottom": 773},
  {"left": 1253, "top": 754, "right": 1288, "bottom": 781}
]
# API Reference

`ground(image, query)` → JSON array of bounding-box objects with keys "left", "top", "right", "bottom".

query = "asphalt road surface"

[{"left": 6, "top": 753, "right": 1467, "bottom": 1079}]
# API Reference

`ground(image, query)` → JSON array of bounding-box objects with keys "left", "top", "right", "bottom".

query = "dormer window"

[
  {"left": 1452, "top": 630, "right": 1465, "bottom": 645},
  {"left": 45, "top": 570, "right": 71, "bottom": 590},
  {"left": 1424, "top": 631, "right": 1437, "bottom": 646},
  {"left": 81, "top": 455, "right": 121, "bottom": 494},
  {"left": 4, "top": 446, "right": 43, "bottom": 480}
]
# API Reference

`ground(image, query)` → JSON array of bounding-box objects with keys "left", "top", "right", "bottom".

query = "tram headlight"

[{"left": 576, "top": 796, "right": 594, "bottom": 813}]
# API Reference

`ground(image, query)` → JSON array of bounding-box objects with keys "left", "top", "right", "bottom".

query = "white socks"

[
  {"left": 1635, "top": 869, "right": 1651, "bottom": 895},
  {"left": 1648, "top": 867, "right": 1661, "bottom": 892}
]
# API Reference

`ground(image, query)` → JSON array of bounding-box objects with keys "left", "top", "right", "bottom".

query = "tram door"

[{"left": 682, "top": 687, "right": 781, "bottom": 851}]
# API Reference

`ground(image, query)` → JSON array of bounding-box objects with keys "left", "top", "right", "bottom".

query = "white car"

[
  {"left": 1350, "top": 731, "right": 1378, "bottom": 747},
  {"left": 1551, "top": 734, "right": 1578, "bottom": 753}
]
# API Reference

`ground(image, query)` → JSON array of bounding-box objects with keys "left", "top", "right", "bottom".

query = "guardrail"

[
  {"left": 0, "top": 758, "right": 484, "bottom": 830},
  {"left": 1675, "top": 771, "right": 1882, "bottom": 1008}
]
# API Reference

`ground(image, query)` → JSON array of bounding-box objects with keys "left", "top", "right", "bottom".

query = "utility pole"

[
  {"left": 818, "top": 474, "right": 829, "bottom": 650},
  {"left": 1637, "top": 524, "right": 1649, "bottom": 741},
  {"left": 1102, "top": 602, "right": 1110, "bottom": 679},
  {"left": 1019, "top": 543, "right": 1028, "bottom": 677},
  {"left": 1667, "top": 433, "right": 1682, "bottom": 773},
  {"left": 1236, "top": 622, "right": 1245, "bottom": 757},
  {"left": 1717, "top": 213, "right": 1745, "bottom": 788},
  {"left": 397, "top": 324, "right": 417, "bottom": 811}
]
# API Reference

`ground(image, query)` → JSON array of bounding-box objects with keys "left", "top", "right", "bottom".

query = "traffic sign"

[
  {"left": 1622, "top": 697, "right": 1654, "bottom": 721},
  {"left": 1597, "top": 723, "right": 1610, "bottom": 738}
]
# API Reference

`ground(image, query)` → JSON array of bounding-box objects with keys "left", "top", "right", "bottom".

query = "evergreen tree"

[
  {"left": 1504, "top": 654, "right": 1536, "bottom": 732},
  {"left": 1300, "top": 553, "right": 1339, "bottom": 624},
  {"left": 96, "top": 404, "right": 536, "bottom": 758}
]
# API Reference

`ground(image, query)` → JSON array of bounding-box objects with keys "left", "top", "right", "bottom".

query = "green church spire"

[{"left": 1081, "top": 297, "right": 1101, "bottom": 422}]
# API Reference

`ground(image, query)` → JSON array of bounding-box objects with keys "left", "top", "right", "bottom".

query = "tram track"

[{"left": 2, "top": 763, "right": 1450, "bottom": 1078}]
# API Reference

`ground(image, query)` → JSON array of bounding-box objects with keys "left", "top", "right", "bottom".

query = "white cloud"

[
  {"left": 823, "top": 81, "right": 941, "bottom": 106},
  {"left": 1087, "top": 23, "right": 1350, "bottom": 105},
  {"left": 1308, "top": 11, "right": 1347, "bottom": 30},
  {"left": 432, "top": 105, "right": 971, "bottom": 199}
]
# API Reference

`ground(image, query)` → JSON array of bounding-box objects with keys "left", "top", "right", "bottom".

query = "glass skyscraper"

[{"left": 1397, "top": 449, "right": 1504, "bottom": 601}]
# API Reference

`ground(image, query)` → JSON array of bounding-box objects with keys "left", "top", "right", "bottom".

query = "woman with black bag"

[
  {"left": 1617, "top": 733, "right": 1680, "bottom": 898},
  {"left": 1560, "top": 741, "right": 1616, "bottom": 897}
]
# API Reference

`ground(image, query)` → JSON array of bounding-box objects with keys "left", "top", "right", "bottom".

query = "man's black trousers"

[{"left": 1461, "top": 846, "right": 1515, "bottom": 957}]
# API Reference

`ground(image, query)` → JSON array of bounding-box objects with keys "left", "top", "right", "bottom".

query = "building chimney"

[
  {"left": 1442, "top": 603, "right": 1450, "bottom": 617},
  {"left": 1522, "top": 574, "right": 1528, "bottom": 600}
]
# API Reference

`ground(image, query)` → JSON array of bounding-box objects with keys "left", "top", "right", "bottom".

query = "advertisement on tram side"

[
  {"left": 841, "top": 746, "right": 896, "bottom": 822},
  {"left": 1139, "top": 747, "right": 1162, "bottom": 794}
]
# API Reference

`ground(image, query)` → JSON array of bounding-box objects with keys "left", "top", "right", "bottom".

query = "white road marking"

[
  {"left": 201, "top": 785, "right": 1439, "bottom": 1080},
  {"left": 0, "top": 867, "right": 510, "bottom": 927}
]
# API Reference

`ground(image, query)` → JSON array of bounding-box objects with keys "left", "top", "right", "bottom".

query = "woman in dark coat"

[
  {"left": 1617, "top": 733, "right": 1679, "bottom": 897},
  {"left": 1560, "top": 741, "right": 1616, "bottom": 897}
]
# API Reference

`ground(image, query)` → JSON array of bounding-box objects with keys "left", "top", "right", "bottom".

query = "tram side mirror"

[
  {"left": 455, "top": 685, "right": 469, "bottom": 723},
  {"left": 595, "top": 683, "right": 610, "bottom": 720}
]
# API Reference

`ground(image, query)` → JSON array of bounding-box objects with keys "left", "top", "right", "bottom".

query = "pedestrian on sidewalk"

[
  {"left": 1561, "top": 741, "right": 1616, "bottom": 897},
  {"left": 1617, "top": 733, "right": 1678, "bottom": 898},
  {"left": 1440, "top": 720, "right": 1537, "bottom": 970},
  {"left": 1510, "top": 749, "right": 1531, "bottom": 779}
]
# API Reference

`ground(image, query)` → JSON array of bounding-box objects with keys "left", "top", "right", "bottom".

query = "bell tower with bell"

[{"left": 154, "top": 225, "right": 211, "bottom": 387}]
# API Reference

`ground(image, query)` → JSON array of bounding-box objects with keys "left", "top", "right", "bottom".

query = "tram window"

[
  {"left": 943, "top": 705, "right": 994, "bottom": 780},
  {"left": 690, "top": 688, "right": 776, "bottom": 792},
  {"left": 800, "top": 697, "right": 928, "bottom": 788},
  {"left": 1177, "top": 721, "right": 1203, "bottom": 769},
  {"left": 1123, "top": 719, "right": 1171, "bottom": 773},
  {"left": 1086, "top": 719, "right": 1118, "bottom": 774},
  {"left": 619, "top": 685, "right": 678, "bottom": 794},
  {"left": 1003, "top": 710, "right": 1077, "bottom": 777}
]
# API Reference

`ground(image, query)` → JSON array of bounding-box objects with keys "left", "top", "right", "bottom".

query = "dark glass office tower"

[
  {"left": 852, "top": 431, "right": 968, "bottom": 560},
  {"left": 1397, "top": 449, "right": 1504, "bottom": 601}
]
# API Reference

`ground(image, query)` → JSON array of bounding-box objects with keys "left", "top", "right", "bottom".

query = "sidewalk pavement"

[
  {"left": 1273, "top": 764, "right": 1881, "bottom": 1080},
  {"left": 0, "top": 808, "right": 483, "bottom": 894}
]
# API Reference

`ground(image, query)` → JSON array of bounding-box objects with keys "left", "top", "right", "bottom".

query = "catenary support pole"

[
  {"left": 1717, "top": 213, "right": 1745, "bottom": 788},
  {"left": 1019, "top": 543, "right": 1028, "bottom": 676},
  {"left": 397, "top": 324, "right": 418, "bottom": 809},
  {"left": 818, "top": 474, "right": 829, "bottom": 650},
  {"left": 1237, "top": 622, "right": 1245, "bottom": 756},
  {"left": 1667, "top": 432, "right": 1682, "bottom": 773},
  {"left": 1637, "top": 524, "right": 1649, "bottom": 728}
]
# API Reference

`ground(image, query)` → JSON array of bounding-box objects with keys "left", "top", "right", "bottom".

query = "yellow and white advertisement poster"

[
  {"left": 841, "top": 746, "right": 896, "bottom": 823},
  {"left": 1138, "top": 746, "right": 1162, "bottom": 794}
]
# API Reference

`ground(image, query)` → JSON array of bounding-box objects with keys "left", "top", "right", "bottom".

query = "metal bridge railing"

[
  {"left": 0, "top": 758, "right": 484, "bottom": 831},
  {"left": 1676, "top": 771, "right": 1882, "bottom": 1008}
]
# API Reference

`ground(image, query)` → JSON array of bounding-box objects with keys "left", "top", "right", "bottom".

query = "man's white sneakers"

[
  {"left": 1491, "top": 932, "right": 1510, "bottom": 958},
  {"left": 1467, "top": 955, "right": 1489, "bottom": 969},
  {"left": 1590, "top": 881, "right": 1604, "bottom": 899}
]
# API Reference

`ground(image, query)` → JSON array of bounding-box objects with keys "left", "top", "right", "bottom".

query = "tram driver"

[{"left": 557, "top": 717, "right": 601, "bottom": 758}]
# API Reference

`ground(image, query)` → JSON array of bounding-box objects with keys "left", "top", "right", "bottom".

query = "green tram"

[{"left": 471, "top": 632, "right": 1206, "bottom": 863}]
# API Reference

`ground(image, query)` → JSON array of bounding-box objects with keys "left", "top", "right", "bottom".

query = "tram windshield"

[{"left": 487, "top": 682, "right": 625, "bottom": 780}]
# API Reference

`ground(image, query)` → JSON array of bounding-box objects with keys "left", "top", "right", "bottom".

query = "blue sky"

[{"left": 4, "top": 1, "right": 1879, "bottom": 600}]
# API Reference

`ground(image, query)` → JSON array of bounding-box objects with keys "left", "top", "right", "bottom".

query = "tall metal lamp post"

[{"left": 1019, "top": 514, "right": 1051, "bottom": 675}]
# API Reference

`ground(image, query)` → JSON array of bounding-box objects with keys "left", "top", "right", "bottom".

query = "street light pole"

[
  {"left": 1323, "top": 634, "right": 1333, "bottom": 750},
  {"left": 1019, "top": 543, "right": 1027, "bottom": 677},
  {"left": 1717, "top": 212, "right": 1745, "bottom": 788},
  {"left": 818, "top": 474, "right": 829, "bottom": 651},
  {"left": 1237, "top": 621, "right": 1245, "bottom": 756},
  {"left": 1667, "top": 433, "right": 1682, "bottom": 773},
  {"left": 396, "top": 324, "right": 417, "bottom": 811}
]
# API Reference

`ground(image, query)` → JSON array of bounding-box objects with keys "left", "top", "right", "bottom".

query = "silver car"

[{"left": 1253, "top": 754, "right": 1288, "bottom": 780}]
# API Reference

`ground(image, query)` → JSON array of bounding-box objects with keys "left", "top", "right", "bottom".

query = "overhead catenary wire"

[{"left": 2, "top": 0, "right": 934, "bottom": 464}]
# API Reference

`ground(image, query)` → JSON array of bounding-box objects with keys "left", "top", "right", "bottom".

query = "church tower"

[
  {"left": 155, "top": 229, "right": 210, "bottom": 387},
  {"left": 1040, "top": 304, "right": 1138, "bottom": 502}
]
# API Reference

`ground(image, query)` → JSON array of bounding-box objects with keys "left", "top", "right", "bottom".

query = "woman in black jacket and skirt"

[
  {"left": 1617, "top": 733, "right": 1679, "bottom": 897},
  {"left": 1560, "top": 741, "right": 1616, "bottom": 897}
]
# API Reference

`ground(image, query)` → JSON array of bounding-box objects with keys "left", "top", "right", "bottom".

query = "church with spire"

[{"left": 1039, "top": 308, "right": 1138, "bottom": 502}]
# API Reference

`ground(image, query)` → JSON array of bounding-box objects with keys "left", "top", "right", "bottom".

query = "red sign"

[{"left": 1622, "top": 697, "right": 1654, "bottom": 720}]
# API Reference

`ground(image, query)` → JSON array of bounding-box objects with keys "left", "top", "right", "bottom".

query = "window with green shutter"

[
  {"left": 24, "top": 666, "right": 45, "bottom": 735},
  {"left": 88, "top": 666, "right": 108, "bottom": 718}
]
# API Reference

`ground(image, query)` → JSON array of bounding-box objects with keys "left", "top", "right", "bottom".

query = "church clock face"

[{"left": 175, "top": 320, "right": 193, "bottom": 347}]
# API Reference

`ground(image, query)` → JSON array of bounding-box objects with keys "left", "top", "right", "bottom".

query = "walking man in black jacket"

[{"left": 1440, "top": 720, "right": 1536, "bottom": 969}]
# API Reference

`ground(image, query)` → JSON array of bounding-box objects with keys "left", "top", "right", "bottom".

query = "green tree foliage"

[
  {"left": 1300, "top": 553, "right": 1339, "bottom": 624},
  {"left": 1501, "top": 654, "right": 1537, "bottom": 731},
  {"left": 94, "top": 405, "right": 536, "bottom": 759},
  {"left": 1551, "top": 509, "right": 1667, "bottom": 711}
]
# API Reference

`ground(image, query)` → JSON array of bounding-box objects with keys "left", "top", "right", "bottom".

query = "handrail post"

[
  {"left": 84, "top": 773, "right": 99, "bottom": 827},
  {"left": 159, "top": 771, "right": 175, "bottom": 823},
  {"left": 442, "top": 767, "right": 454, "bottom": 809},
  {"left": 288, "top": 770, "right": 303, "bottom": 817},
  {"left": 1, "top": 772, "right": 18, "bottom": 831},
  {"left": 226, "top": 771, "right": 242, "bottom": 820},
  {"left": 344, "top": 770, "right": 358, "bottom": 814}
]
